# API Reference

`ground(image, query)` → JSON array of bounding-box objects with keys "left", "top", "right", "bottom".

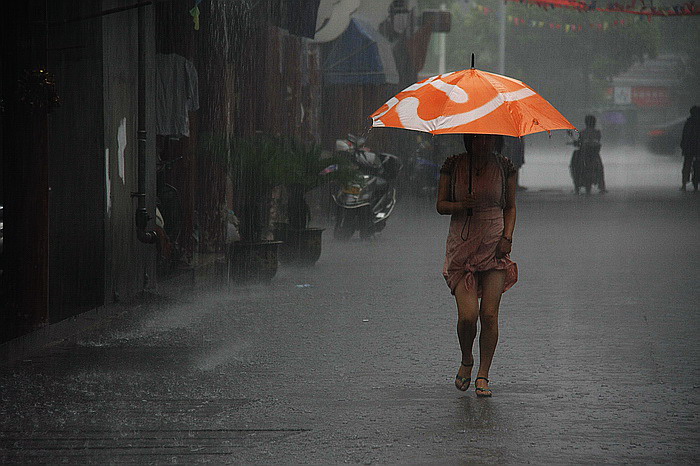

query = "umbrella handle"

[{"left": 467, "top": 153, "right": 473, "bottom": 217}]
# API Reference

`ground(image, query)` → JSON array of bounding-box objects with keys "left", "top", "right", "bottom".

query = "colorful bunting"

[
  {"left": 474, "top": 2, "right": 637, "bottom": 31},
  {"left": 503, "top": 0, "right": 699, "bottom": 17}
]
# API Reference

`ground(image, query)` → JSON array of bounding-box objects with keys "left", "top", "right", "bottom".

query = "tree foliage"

[
  {"left": 417, "top": 0, "right": 661, "bottom": 115},
  {"left": 657, "top": 16, "right": 700, "bottom": 103}
]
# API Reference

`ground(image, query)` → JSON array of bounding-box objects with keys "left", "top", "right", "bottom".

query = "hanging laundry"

[{"left": 155, "top": 53, "right": 199, "bottom": 139}]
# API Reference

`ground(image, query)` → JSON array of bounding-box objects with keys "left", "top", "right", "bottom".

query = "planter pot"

[
  {"left": 275, "top": 226, "right": 324, "bottom": 267},
  {"left": 228, "top": 240, "right": 282, "bottom": 282}
]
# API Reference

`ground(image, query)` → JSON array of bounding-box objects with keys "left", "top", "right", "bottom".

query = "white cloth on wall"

[{"left": 155, "top": 53, "right": 199, "bottom": 138}]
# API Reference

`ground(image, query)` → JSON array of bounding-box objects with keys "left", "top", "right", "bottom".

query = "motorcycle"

[
  {"left": 332, "top": 134, "right": 402, "bottom": 240},
  {"left": 406, "top": 138, "right": 440, "bottom": 199},
  {"left": 155, "top": 156, "right": 185, "bottom": 262}
]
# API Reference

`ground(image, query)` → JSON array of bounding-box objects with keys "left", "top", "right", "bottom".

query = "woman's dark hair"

[
  {"left": 463, "top": 134, "right": 504, "bottom": 154},
  {"left": 494, "top": 135, "right": 504, "bottom": 153},
  {"left": 585, "top": 115, "right": 596, "bottom": 128},
  {"left": 463, "top": 134, "right": 476, "bottom": 153}
]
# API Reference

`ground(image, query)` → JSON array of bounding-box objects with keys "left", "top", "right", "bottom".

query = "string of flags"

[
  {"left": 502, "top": 0, "right": 699, "bottom": 17},
  {"left": 475, "top": 3, "right": 638, "bottom": 30}
]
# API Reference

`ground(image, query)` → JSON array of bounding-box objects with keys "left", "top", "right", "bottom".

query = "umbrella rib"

[
  {"left": 436, "top": 72, "right": 526, "bottom": 136},
  {"left": 438, "top": 77, "right": 468, "bottom": 132},
  {"left": 435, "top": 71, "right": 474, "bottom": 130},
  {"left": 480, "top": 73, "right": 522, "bottom": 137}
]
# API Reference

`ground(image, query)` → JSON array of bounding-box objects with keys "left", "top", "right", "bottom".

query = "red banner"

[
  {"left": 504, "top": 0, "right": 700, "bottom": 17},
  {"left": 632, "top": 87, "right": 671, "bottom": 107}
]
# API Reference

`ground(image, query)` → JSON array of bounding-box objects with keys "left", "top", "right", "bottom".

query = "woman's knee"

[
  {"left": 479, "top": 310, "right": 499, "bottom": 327},
  {"left": 458, "top": 313, "right": 478, "bottom": 328}
]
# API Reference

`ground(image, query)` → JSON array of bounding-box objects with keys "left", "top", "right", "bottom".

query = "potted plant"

[
  {"left": 202, "top": 133, "right": 286, "bottom": 281},
  {"left": 230, "top": 134, "right": 289, "bottom": 281},
  {"left": 275, "top": 138, "right": 354, "bottom": 266}
]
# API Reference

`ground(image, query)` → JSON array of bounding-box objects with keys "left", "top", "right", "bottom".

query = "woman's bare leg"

[
  {"left": 454, "top": 279, "right": 480, "bottom": 388},
  {"left": 476, "top": 269, "right": 506, "bottom": 391}
]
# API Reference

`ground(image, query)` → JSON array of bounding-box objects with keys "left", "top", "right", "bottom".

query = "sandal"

[
  {"left": 475, "top": 377, "right": 492, "bottom": 397},
  {"left": 455, "top": 361, "right": 473, "bottom": 392}
]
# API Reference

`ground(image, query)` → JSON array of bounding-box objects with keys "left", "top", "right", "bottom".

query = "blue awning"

[{"left": 322, "top": 17, "right": 398, "bottom": 85}]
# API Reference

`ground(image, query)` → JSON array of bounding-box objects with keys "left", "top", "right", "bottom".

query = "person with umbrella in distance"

[{"left": 370, "top": 55, "right": 574, "bottom": 397}]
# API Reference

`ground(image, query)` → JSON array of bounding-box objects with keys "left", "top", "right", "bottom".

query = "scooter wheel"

[
  {"left": 359, "top": 226, "right": 374, "bottom": 240},
  {"left": 358, "top": 207, "right": 374, "bottom": 240},
  {"left": 333, "top": 210, "right": 355, "bottom": 240}
]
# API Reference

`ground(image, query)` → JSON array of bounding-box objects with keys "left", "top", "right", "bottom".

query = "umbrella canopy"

[{"left": 370, "top": 67, "right": 575, "bottom": 137}]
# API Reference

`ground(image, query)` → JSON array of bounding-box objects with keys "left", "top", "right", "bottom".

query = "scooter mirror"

[{"left": 335, "top": 139, "right": 351, "bottom": 152}]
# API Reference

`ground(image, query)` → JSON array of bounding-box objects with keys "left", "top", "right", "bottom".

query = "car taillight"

[{"left": 648, "top": 130, "right": 665, "bottom": 136}]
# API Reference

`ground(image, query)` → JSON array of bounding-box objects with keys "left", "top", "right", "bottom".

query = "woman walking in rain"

[
  {"left": 437, "top": 134, "right": 518, "bottom": 397},
  {"left": 370, "top": 63, "right": 572, "bottom": 396}
]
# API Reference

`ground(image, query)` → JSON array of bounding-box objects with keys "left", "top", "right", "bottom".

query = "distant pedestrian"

[
  {"left": 437, "top": 134, "right": 518, "bottom": 397},
  {"left": 680, "top": 105, "right": 700, "bottom": 192},
  {"left": 502, "top": 136, "right": 527, "bottom": 191},
  {"left": 571, "top": 115, "right": 607, "bottom": 194}
]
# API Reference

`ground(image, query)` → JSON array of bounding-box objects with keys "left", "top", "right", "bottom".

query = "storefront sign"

[
  {"left": 632, "top": 87, "right": 670, "bottom": 107},
  {"left": 613, "top": 86, "right": 631, "bottom": 105}
]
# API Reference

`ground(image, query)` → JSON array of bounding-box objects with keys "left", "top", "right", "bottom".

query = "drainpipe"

[{"left": 134, "top": 2, "right": 157, "bottom": 244}]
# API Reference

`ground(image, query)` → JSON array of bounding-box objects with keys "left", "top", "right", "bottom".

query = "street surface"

[{"left": 1, "top": 147, "right": 698, "bottom": 464}]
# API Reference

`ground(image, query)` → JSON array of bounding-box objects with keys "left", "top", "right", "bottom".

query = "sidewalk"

[{"left": 1, "top": 187, "right": 698, "bottom": 464}]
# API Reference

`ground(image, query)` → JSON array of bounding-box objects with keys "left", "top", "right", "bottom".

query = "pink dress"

[{"left": 441, "top": 153, "right": 518, "bottom": 296}]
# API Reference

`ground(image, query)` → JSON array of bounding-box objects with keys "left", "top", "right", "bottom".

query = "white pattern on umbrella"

[
  {"left": 373, "top": 87, "right": 536, "bottom": 132},
  {"left": 371, "top": 73, "right": 468, "bottom": 122}
]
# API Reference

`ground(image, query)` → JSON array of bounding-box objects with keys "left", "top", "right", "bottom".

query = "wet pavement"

[{"left": 1, "top": 150, "right": 699, "bottom": 464}]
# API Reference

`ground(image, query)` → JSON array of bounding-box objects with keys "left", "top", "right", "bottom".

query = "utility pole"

[
  {"left": 438, "top": 3, "right": 447, "bottom": 74},
  {"left": 498, "top": 0, "right": 506, "bottom": 74}
]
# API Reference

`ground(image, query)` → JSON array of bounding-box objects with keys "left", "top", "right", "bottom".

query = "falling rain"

[{"left": 1, "top": 0, "right": 698, "bottom": 463}]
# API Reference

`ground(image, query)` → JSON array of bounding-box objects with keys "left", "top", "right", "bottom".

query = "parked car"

[{"left": 646, "top": 118, "right": 685, "bottom": 155}]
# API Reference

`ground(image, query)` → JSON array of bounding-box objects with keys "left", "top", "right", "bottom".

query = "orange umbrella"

[{"left": 370, "top": 64, "right": 575, "bottom": 137}]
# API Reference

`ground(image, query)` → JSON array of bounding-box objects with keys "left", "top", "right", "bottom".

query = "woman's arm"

[
  {"left": 436, "top": 172, "right": 475, "bottom": 215},
  {"left": 496, "top": 175, "right": 517, "bottom": 257},
  {"left": 502, "top": 174, "right": 516, "bottom": 238}
]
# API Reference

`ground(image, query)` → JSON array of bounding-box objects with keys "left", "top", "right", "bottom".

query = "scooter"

[
  {"left": 332, "top": 134, "right": 402, "bottom": 240},
  {"left": 407, "top": 138, "right": 440, "bottom": 199},
  {"left": 155, "top": 156, "right": 185, "bottom": 261}
]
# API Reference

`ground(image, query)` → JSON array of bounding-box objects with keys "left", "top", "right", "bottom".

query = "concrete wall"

[
  {"left": 47, "top": 1, "right": 106, "bottom": 323},
  {"left": 44, "top": 0, "right": 158, "bottom": 326},
  {"left": 102, "top": 0, "right": 157, "bottom": 302}
]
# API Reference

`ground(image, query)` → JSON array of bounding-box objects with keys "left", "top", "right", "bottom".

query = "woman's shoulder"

[
  {"left": 496, "top": 153, "right": 517, "bottom": 177},
  {"left": 439, "top": 153, "right": 466, "bottom": 174}
]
